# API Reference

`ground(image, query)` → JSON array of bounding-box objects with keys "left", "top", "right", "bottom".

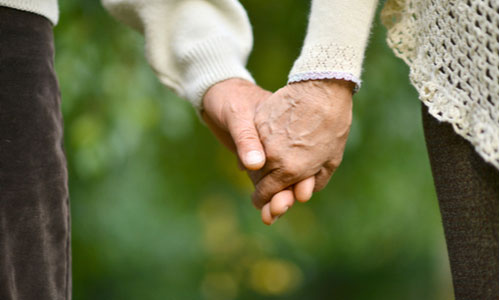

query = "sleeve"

[
  {"left": 288, "top": 0, "right": 379, "bottom": 91},
  {"left": 101, "top": 0, "right": 255, "bottom": 110}
]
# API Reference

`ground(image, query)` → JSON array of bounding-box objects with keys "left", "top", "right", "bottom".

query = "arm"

[
  {"left": 102, "top": 0, "right": 280, "bottom": 190},
  {"left": 289, "top": 0, "right": 378, "bottom": 90},
  {"left": 101, "top": 0, "right": 255, "bottom": 110},
  {"left": 253, "top": 0, "right": 378, "bottom": 214}
]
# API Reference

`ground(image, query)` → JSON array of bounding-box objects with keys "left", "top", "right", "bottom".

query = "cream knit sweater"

[
  {"left": 99, "top": 0, "right": 376, "bottom": 109},
  {"left": 3, "top": 0, "right": 497, "bottom": 167}
]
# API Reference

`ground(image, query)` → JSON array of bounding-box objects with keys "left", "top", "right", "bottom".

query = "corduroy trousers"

[{"left": 0, "top": 7, "right": 71, "bottom": 300}]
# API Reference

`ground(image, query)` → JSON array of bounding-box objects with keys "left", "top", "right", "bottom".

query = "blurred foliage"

[{"left": 54, "top": 1, "right": 454, "bottom": 299}]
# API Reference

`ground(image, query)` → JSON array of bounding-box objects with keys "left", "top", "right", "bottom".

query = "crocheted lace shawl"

[{"left": 381, "top": 0, "right": 499, "bottom": 168}]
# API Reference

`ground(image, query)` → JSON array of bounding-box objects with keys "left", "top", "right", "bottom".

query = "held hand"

[
  {"left": 202, "top": 78, "right": 315, "bottom": 225},
  {"left": 202, "top": 78, "right": 271, "bottom": 170},
  {"left": 250, "top": 79, "right": 355, "bottom": 209}
]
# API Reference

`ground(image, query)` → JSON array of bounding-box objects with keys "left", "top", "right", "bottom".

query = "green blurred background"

[{"left": 54, "top": 1, "right": 454, "bottom": 299}]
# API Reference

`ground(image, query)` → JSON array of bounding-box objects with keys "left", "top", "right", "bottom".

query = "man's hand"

[
  {"left": 249, "top": 79, "right": 354, "bottom": 210},
  {"left": 202, "top": 78, "right": 271, "bottom": 170}
]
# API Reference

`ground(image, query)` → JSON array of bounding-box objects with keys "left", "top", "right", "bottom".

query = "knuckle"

[
  {"left": 255, "top": 178, "right": 281, "bottom": 204},
  {"left": 314, "top": 181, "right": 328, "bottom": 192},
  {"left": 314, "top": 168, "right": 333, "bottom": 192},
  {"left": 276, "top": 161, "right": 302, "bottom": 182},
  {"left": 226, "top": 101, "right": 247, "bottom": 115},
  {"left": 252, "top": 193, "right": 264, "bottom": 209},
  {"left": 254, "top": 112, "right": 265, "bottom": 127},
  {"left": 265, "top": 148, "right": 281, "bottom": 164},
  {"left": 259, "top": 185, "right": 274, "bottom": 202},
  {"left": 325, "top": 156, "right": 343, "bottom": 172},
  {"left": 313, "top": 181, "right": 327, "bottom": 193}
]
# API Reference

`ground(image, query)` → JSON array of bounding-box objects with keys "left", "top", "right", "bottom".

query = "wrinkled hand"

[
  {"left": 249, "top": 79, "right": 354, "bottom": 219},
  {"left": 202, "top": 78, "right": 314, "bottom": 224},
  {"left": 202, "top": 78, "right": 270, "bottom": 170}
]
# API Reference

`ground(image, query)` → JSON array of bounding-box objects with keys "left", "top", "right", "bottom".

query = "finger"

[
  {"left": 314, "top": 167, "right": 334, "bottom": 192},
  {"left": 293, "top": 176, "right": 315, "bottom": 202},
  {"left": 247, "top": 169, "right": 260, "bottom": 185},
  {"left": 246, "top": 164, "right": 275, "bottom": 187},
  {"left": 270, "top": 189, "right": 294, "bottom": 217},
  {"left": 227, "top": 118, "right": 265, "bottom": 171},
  {"left": 261, "top": 202, "right": 276, "bottom": 225},
  {"left": 247, "top": 161, "right": 277, "bottom": 187},
  {"left": 252, "top": 171, "right": 293, "bottom": 209}
]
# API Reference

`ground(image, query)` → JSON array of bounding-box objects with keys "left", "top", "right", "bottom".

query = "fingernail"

[
  {"left": 271, "top": 216, "right": 278, "bottom": 225},
  {"left": 245, "top": 151, "right": 263, "bottom": 165},
  {"left": 283, "top": 206, "right": 289, "bottom": 213}
]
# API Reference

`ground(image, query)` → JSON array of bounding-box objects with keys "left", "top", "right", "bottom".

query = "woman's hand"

[{"left": 249, "top": 79, "right": 355, "bottom": 210}]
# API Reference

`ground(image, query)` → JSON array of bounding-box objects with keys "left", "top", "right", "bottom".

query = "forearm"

[
  {"left": 289, "top": 0, "right": 379, "bottom": 90},
  {"left": 102, "top": 0, "right": 255, "bottom": 109}
]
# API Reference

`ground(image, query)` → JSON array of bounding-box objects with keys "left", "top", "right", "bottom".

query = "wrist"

[
  {"left": 202, "top": 78, "right": 254, "bottom": 110},
  {"left": 320, "top": 78, "right": 356, "bottom": 92},
  {"left": 205, "top": 78, "right": 254, "bottom": 98},
  {"left": 288, "top": 71, "right": 361, "bottom": 93},
  {"left": 289, "top": 78, "right": 355, "bottom": 98}
]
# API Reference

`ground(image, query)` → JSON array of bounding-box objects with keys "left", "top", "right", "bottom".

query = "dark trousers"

[
  {"left": 0, "top": 7, "right": 71, "bottom": 300},
  {"left": 0, "top": 6, "right": 497, "bottom": 300},
  {"left": 422, "top": 104, "right": 499, "bottom": 299}
]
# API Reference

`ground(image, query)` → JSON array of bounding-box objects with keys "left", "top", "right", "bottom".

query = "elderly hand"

[
  {"left": 249, "top": 79, "right": 354, "bottom": 219},
  {"left": 202, "top": 78, "right": 270, "bottom": 170},
  {"left": 202, "top": 78, "right": 314, "bottom": 224}
]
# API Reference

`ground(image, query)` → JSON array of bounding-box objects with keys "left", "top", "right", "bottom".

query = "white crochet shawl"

[{"left": 382, "top": 0, "right": 499, "bottom": 168}]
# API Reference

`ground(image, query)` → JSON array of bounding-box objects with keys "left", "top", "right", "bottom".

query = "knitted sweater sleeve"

[
  {"left": 289, "top": 0, "right": 379, "bottom": 90},
  {"left": 101, "top": 0, "right": 255, "bottom": 110}
]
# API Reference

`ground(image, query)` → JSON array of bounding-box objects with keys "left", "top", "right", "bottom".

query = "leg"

[
  {"left": 0, "top": 7, "right": 71, "bottom": 300},
  {"left": 422, "top": 103, "right": 498, "bottom": 299}
]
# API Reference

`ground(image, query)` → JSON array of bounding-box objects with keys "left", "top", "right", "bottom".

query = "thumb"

[{"left": 228, "top": 118, "right": 266, "bottom": 170}]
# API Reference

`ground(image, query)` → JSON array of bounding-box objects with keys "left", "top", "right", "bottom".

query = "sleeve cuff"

[
  {"left": 288, "top": 71, "right": 361, "bottom": 92},
  {"left": 288, "top": 41, "right": 365, "bottom": 92},
  {"left": 179, "top": 36, "right": 255, "bottom": 111}
]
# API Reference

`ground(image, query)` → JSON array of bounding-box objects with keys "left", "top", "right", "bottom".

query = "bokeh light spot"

[
  {"left": 201, "top": 272, "right": 238, "bottom": 300},
  {"left": 249, "top": 259, "right": 303, "bottom": 295}
]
